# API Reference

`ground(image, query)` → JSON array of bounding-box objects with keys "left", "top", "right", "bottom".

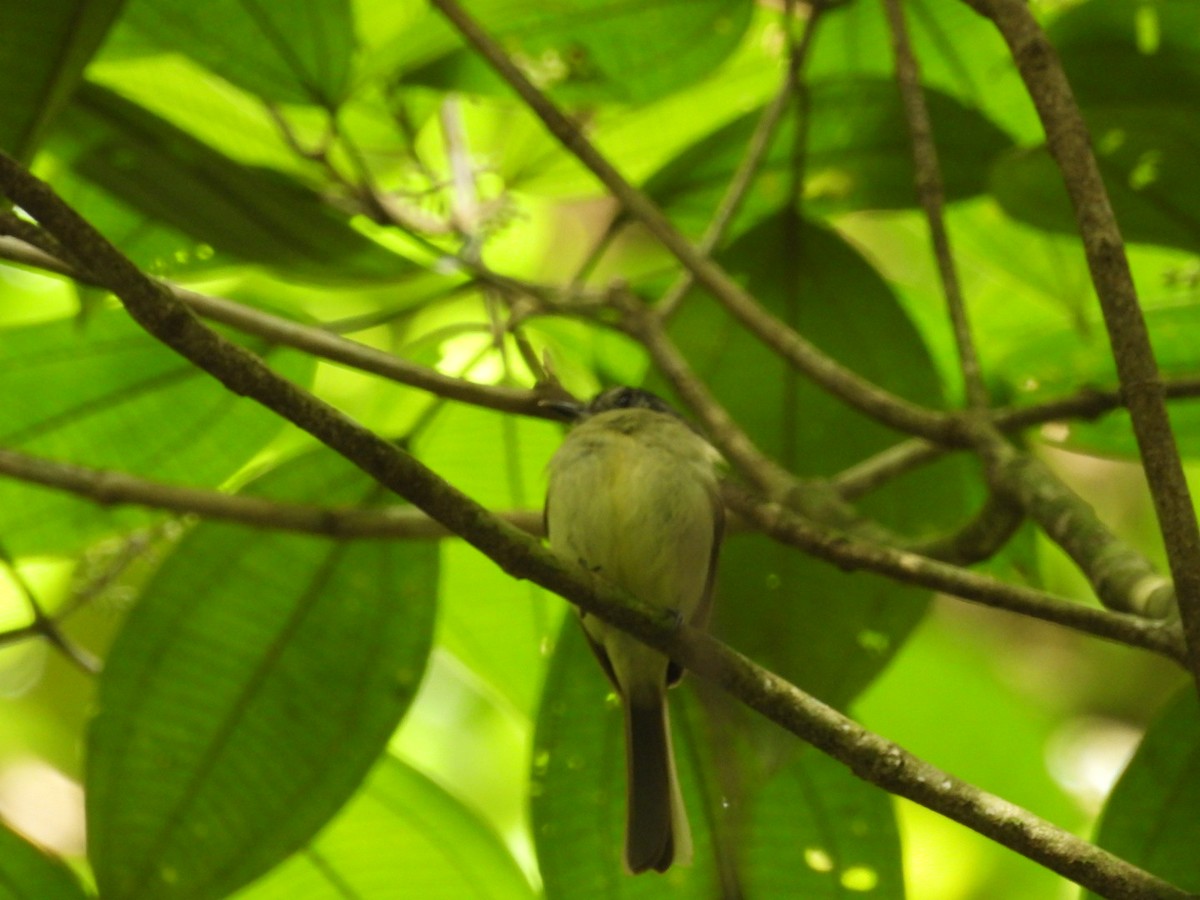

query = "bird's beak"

[{"left": 539, "top": 398, "right": 587, "bottom": 422}]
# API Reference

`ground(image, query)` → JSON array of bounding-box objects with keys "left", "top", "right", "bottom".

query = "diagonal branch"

[
  {"left": 962, "top": 0, "right": 1200, "bottom": 687},
  {"left": 883, "top": 0, "right": 988, "bottom": 409},
  {"left": 725, "top": 486, "right": 1185, "bottom": 664},
  {"left": 677, "top": 624, "right": 1190, "bottom": 900},
  {"left": 973, "top": 428, "right": 1175, "bottom": 618},
  {"left": 657, "top": 4, "right": 824, "bottom": 320}
]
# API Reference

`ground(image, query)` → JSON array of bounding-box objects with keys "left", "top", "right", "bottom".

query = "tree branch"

[
  {"left": 657, "top": 4, "right": 823, "bottom": 320},
  {"left": 0, "top": 236, "right": 552, "bottom": 419},
  {"left": 883, "top": 0, "right": 988, "bottom": 409},
  {"left": 725, "top": 485, "right": 1185, "bottom": 664},
  {"left": 963, "top": 0, "right": 1200, "bottom": 688},
  {"left": 0, "top": 447, "right": 542, "bottom": 539},
  {"left": 973, "top": 429, "right": 1175, "bottom": 618},
  {"left": 677, "top": 625, "right": 1190, "bottom": 900}
]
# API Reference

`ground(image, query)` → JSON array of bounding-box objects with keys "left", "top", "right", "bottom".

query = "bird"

[{"left": 544, "top": 386, "right": 724, "bottom": 873}]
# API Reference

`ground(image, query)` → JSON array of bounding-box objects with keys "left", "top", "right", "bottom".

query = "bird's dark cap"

[{"left": 539, "top": 386, "right": 680, "bottom": 423}]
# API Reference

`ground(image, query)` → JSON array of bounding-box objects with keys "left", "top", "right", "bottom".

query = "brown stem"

[
  {"left": 883, "top": 0, "right": 988, "bottom": 408},
  {"left": 725, "top": 485, "right": 1185, "bottom": 663}
]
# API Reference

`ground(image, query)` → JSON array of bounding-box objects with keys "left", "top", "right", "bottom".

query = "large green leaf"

[
  {"left": 404, "top": 0, "right": 753, "bottom": 105},
  {"left": 1084, "top": 687, "right": 1200, "bottom": 898},
  {"left": 0, "top": 821, "right": 89, "bottom": 900},
  {"left": 530, "top": 619, "right": 904, "bottom": 898},
  {"left": 644, "top": 78, "right": 1014, "bottom": 235},
  {"left": 991, "top": 0, "right": 1200, "bottom": 252},
  {"left": 86, "top": 446, "right": 438, "bottom": 900},
  {"left": 0, "top": 0, "right": 125, "bottom": 161},
  {"left": 44, "top": 83, "right": 416, "bottom": 280},
  {"left": 236, "top": 757, "right": 534, "bottom": 899},
  {"left": 113, "top": 0, "right": 356, "bottom": 106},
  {"left": 0, "top": 308, "right": 312, "bottom": 555},
  {"left": 656, "top": 215, "right": 968, "bottom": 711}
]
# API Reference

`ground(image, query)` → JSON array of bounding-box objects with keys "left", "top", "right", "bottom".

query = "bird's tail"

[{"left": 624, "top": 694, "right": 692, "bottom": 873}]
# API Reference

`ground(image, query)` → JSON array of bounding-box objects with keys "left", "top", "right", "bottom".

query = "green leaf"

[
  {"left": 530, "top": 620, "right": 904, "bottom": 897},
  {"left": 0, "top": 0, "right": 125, "bottom": 161},
  {"left": 1085, "top": 687, "right": 1200, "bottom": 897},
  {"left": 0, "top": 309, "right": 313, "bottom": 555},
  {"left": 236, "top": 757, "right": 534, "bottom": 899},
  {"left": 498, "top": 10, "right": 782, "bottom": 196},
  {"left": 991, "top": 124, "right": 1200, "bottom": 254},
  {"left": 645, "top": 78, "right": 1014, "bottom": 234},
  {"left": 991, "top": 0, "right": 1200, "bottom": 252},
  {"left": 0, "top": 821, "right": 89, "bottom": 900},
  {"left": 86, "top": 447, "right": 438, "bottom": 900},
  {"left": 114, "top": 0, "right": 357, "bottom": 106},
  {"left": 45, "top": 83, "right": 416, "bottom": 281},
  {"left": 657, "top": 215, "right": 967, "bottom": 709},
  {"left": 406, "top": 0, "right": 753, "bottom": 105}
]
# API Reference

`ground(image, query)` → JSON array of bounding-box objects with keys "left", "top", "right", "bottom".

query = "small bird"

[{"left": 545, "top": 386, "right": 724, "bottom": 873}]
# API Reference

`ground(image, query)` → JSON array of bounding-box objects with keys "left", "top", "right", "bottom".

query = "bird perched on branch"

[{"left": 545, "top": 386, "right": 724, "bottom": 873}]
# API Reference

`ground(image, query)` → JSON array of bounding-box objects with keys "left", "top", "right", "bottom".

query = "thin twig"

[
  {"left": 832, "top": 378, "right": 1200, "bottom": 499},
  {"left": 0, "top": 236, "right": 552, "bottom": 418},
  {"left": 0, "top": 545, "right": 100, "bottom": 673},
  {"left": 724, "top": 485, "right": 1185, "bottom": 663},
  {"left": 430, "top": 0, "right": 958, "bottom": 444},
  {"left": 656, "top": 5, "right": 824, "bottom": 320},
  {"left": 963, "top": 0, "right": 1200, "bottom": 686},
  {"left": 908, "top": 492, "right": 1026, "bottom": 565},
  {"left": 883, "top": 0, "right": 988, "bottom": 408},
  {"left": 0, "top": 447, "right": 542, "bottom": 539}
]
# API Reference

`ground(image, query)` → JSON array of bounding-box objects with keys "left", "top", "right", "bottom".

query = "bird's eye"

[{"left": 614, "top": 389, "right": 634, "bottom": 408}]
